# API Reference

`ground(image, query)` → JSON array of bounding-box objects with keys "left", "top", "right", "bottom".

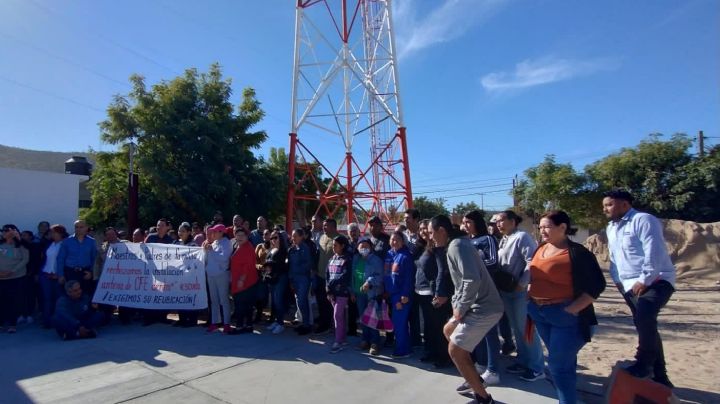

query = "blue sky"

[{"left": 1, "top": 0, "right": 718, "bottom": 212}]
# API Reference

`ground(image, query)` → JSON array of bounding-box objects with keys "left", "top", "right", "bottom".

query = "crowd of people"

[{"left": 0, "top": 189, "right": 677, "bottom": 404}]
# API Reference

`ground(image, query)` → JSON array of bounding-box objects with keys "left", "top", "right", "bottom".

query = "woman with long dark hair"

[
  {"left": 264, "top": 230, "right": 289, "bottom": 334},
  {"left": 0, "top": 224, "right": 29, "bottom": 333},
  {"left": 415, "top": 219, "right": 452, "bottom": 368},
  {"left": 174, "top": 222, "right": 199, "bottom": 327}
]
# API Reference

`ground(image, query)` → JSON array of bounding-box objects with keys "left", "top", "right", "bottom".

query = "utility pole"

[{"left": 698, "top": 130, "right": 705, "bottom": 157}]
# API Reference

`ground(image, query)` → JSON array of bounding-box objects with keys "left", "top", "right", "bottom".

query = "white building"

[{"left": 0, "top": 167, "right": 86, "bottom": 233}]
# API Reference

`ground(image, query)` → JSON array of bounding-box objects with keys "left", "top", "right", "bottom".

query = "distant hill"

[{"left": 0, "top": 144, "right": 95, "bottom": 173}]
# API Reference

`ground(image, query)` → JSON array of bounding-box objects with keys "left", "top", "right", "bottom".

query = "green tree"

[
  {"left": 452, "top": 201, "right": 483, "bottom": 216},
  {"left": 668, "top": 145, "right": 720, "bottom": 222},
  {"left": 85, "top": 64, "right": 277, "bottom": 229},
  {"left": 413, "top": 196, "right": 449, "bottom": 219},
  {"left": 585, "top": 133, "right": 693, "bottom": 217},
  {"left": 512, "top": 155, "right": 604, "bottom": 227}
]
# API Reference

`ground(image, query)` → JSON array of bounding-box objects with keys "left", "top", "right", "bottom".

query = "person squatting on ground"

[
  {"left": 527, "top": 210, "right": 606, "bottom": 404},
  {"left": 430, "top": 215, "right": 504, "bottom": 404},
  {"left": 52, "top": 280, "right": 104, "bottom": 340},
  {"left": 603, "top": 189, "right": 677, "bottom": 388}
]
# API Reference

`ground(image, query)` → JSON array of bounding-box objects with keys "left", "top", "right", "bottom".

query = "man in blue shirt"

[
  {"left": 57, "top": 220, "right": 97, "bottom": 294},
  {"left": 603, "top": 189, "right": 676, "bottom": 388}
]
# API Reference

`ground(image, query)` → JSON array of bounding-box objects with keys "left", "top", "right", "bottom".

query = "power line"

[
  {"left": 414, "top": 182, "right": 513, "bottom": 195},
  {"left": 413, "top": 176, "right": 514, "bottom": 189},
  {"left": 25, "top": 0, "right": 180, "bottom": 75},
  {"left": 0, "top": 75, "right": 105, "bottom": 112},
  {"left": 0, "top": 30, "right": 131, "bottom": 89},
  {"left": 438, "top": 188, "right": 513, "bottom": 200}
]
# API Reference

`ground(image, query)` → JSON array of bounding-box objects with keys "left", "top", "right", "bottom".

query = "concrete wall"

[{"left": 0, "top": 167, "right": 84, "bottom": 233}]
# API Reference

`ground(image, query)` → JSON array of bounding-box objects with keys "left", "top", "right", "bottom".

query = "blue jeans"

[
  {"left": 474, "top": 320, "right": 501, "bottom": 373},
  {"left": 53, "top": 311, "right": 105, "bottom": 339},
  {"left": 270, "top": 274, "right": 289, "bottom": 324},
  {"left": 528, "top": 301, "right": 586, "bottom": 404},
  {"left": 355, "top": 294, "right": 380, "bottom": 345},
  {"left": 290, "top": 275, "right": 311, "bottom": 327},
  {"left": 40, "top": 273, "right": 63, "bottom": 326},
  {"left": 391, "top": 295, "right": 411, "bottom": 356},
  {"left": 500, "top": 290, "right": 544, "bottom": 373}
]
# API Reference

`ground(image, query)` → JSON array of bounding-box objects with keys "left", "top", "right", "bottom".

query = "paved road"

[{"left": 1, "top": 321, "right": 562, "bottom": 404}]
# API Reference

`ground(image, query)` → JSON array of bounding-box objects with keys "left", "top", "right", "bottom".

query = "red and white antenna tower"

[{"left": 286, "top": 0, "right": 413, "bottom": 230}]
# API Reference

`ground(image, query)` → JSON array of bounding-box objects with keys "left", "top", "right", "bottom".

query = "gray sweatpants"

[{"left": 207, "top": 271, "right": 231, "bottom": 324}]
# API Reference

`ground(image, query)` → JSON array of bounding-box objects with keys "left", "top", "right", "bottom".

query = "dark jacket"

[
  {"left": 326, "top": 252, "right": 352, "bottom": 297},
  {"left": 532, "top": 240, "right": 606, "bottom": 342},
  {"left": 432, "top": 246, "right": 455, "bottom": 298}
]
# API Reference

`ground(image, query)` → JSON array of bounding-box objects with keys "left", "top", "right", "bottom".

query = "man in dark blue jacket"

[{"left": 53, "top": 280, "right": 104, "bottom": 340}]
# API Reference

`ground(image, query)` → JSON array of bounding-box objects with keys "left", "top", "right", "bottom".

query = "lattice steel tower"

[{"left": 286, "top": 0, "right": 412, "bottom": 229}]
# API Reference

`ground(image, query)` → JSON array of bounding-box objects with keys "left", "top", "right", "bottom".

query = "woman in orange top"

[
  {"left": 231, "top": 228, "right": 259, "bottom": 334},
  {"left": 528, "top": 210, "right": 605, "bottom": 404}
]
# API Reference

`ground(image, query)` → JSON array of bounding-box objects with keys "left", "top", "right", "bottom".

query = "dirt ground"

[{"left": 574, "top": 280, "right": 720, "bottom": 404}]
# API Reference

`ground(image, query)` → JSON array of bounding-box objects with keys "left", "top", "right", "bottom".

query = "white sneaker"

[
  {"left": 272, "top": 324, "right": 284, "bottom": 334},
  {"left": 266, "top": 322, "right": 279, "bottom": 331},
  {"left": 474, "top": 364, "right": 487, "bottom": 375},
  {"left": 481, "top": 369, "right": 500, "bottom": 386}
]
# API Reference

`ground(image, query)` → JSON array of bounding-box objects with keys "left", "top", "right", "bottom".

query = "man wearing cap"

[
  {"left": 368, "top": 216, "right": 390, "bottom": 260},
  {"left": 57, "top": 220, "right": 97, "bottom": 295},
  {"left": 603, "top": 189, "right": 676, "bottom": 388}
]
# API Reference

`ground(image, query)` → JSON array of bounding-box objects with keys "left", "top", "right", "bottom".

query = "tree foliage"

[
  {"left": 585, "top": 133, "right": 693, "bottom": 216},
  {"left": 515, "top": 133, "right": 720, "bottom": 229},
  {"left": 452, "top": 201, "right": 483, "bottom": 216},
  {"left": 413, "top": 196, "right": 449, "bottom": 219},
  {"left": 84, "top": 64, "right": 277, "bottom": 229}
]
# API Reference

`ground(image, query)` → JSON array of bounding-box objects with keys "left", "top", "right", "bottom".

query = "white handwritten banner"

[{"left": 93, "top": 243, "right": 208, "bottom": 310}]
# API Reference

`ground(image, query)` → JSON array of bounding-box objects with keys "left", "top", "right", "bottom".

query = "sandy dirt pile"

[{"left": 584, "top": 219, "right": 720, "bottom": 284}]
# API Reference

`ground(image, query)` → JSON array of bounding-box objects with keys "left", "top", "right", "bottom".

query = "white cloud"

[
  {"left": 480, "top": 57, "right": 620, "bottom": 93},
  {"left": 394, "top": 0, "right": 508, "bottom": 59}
]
